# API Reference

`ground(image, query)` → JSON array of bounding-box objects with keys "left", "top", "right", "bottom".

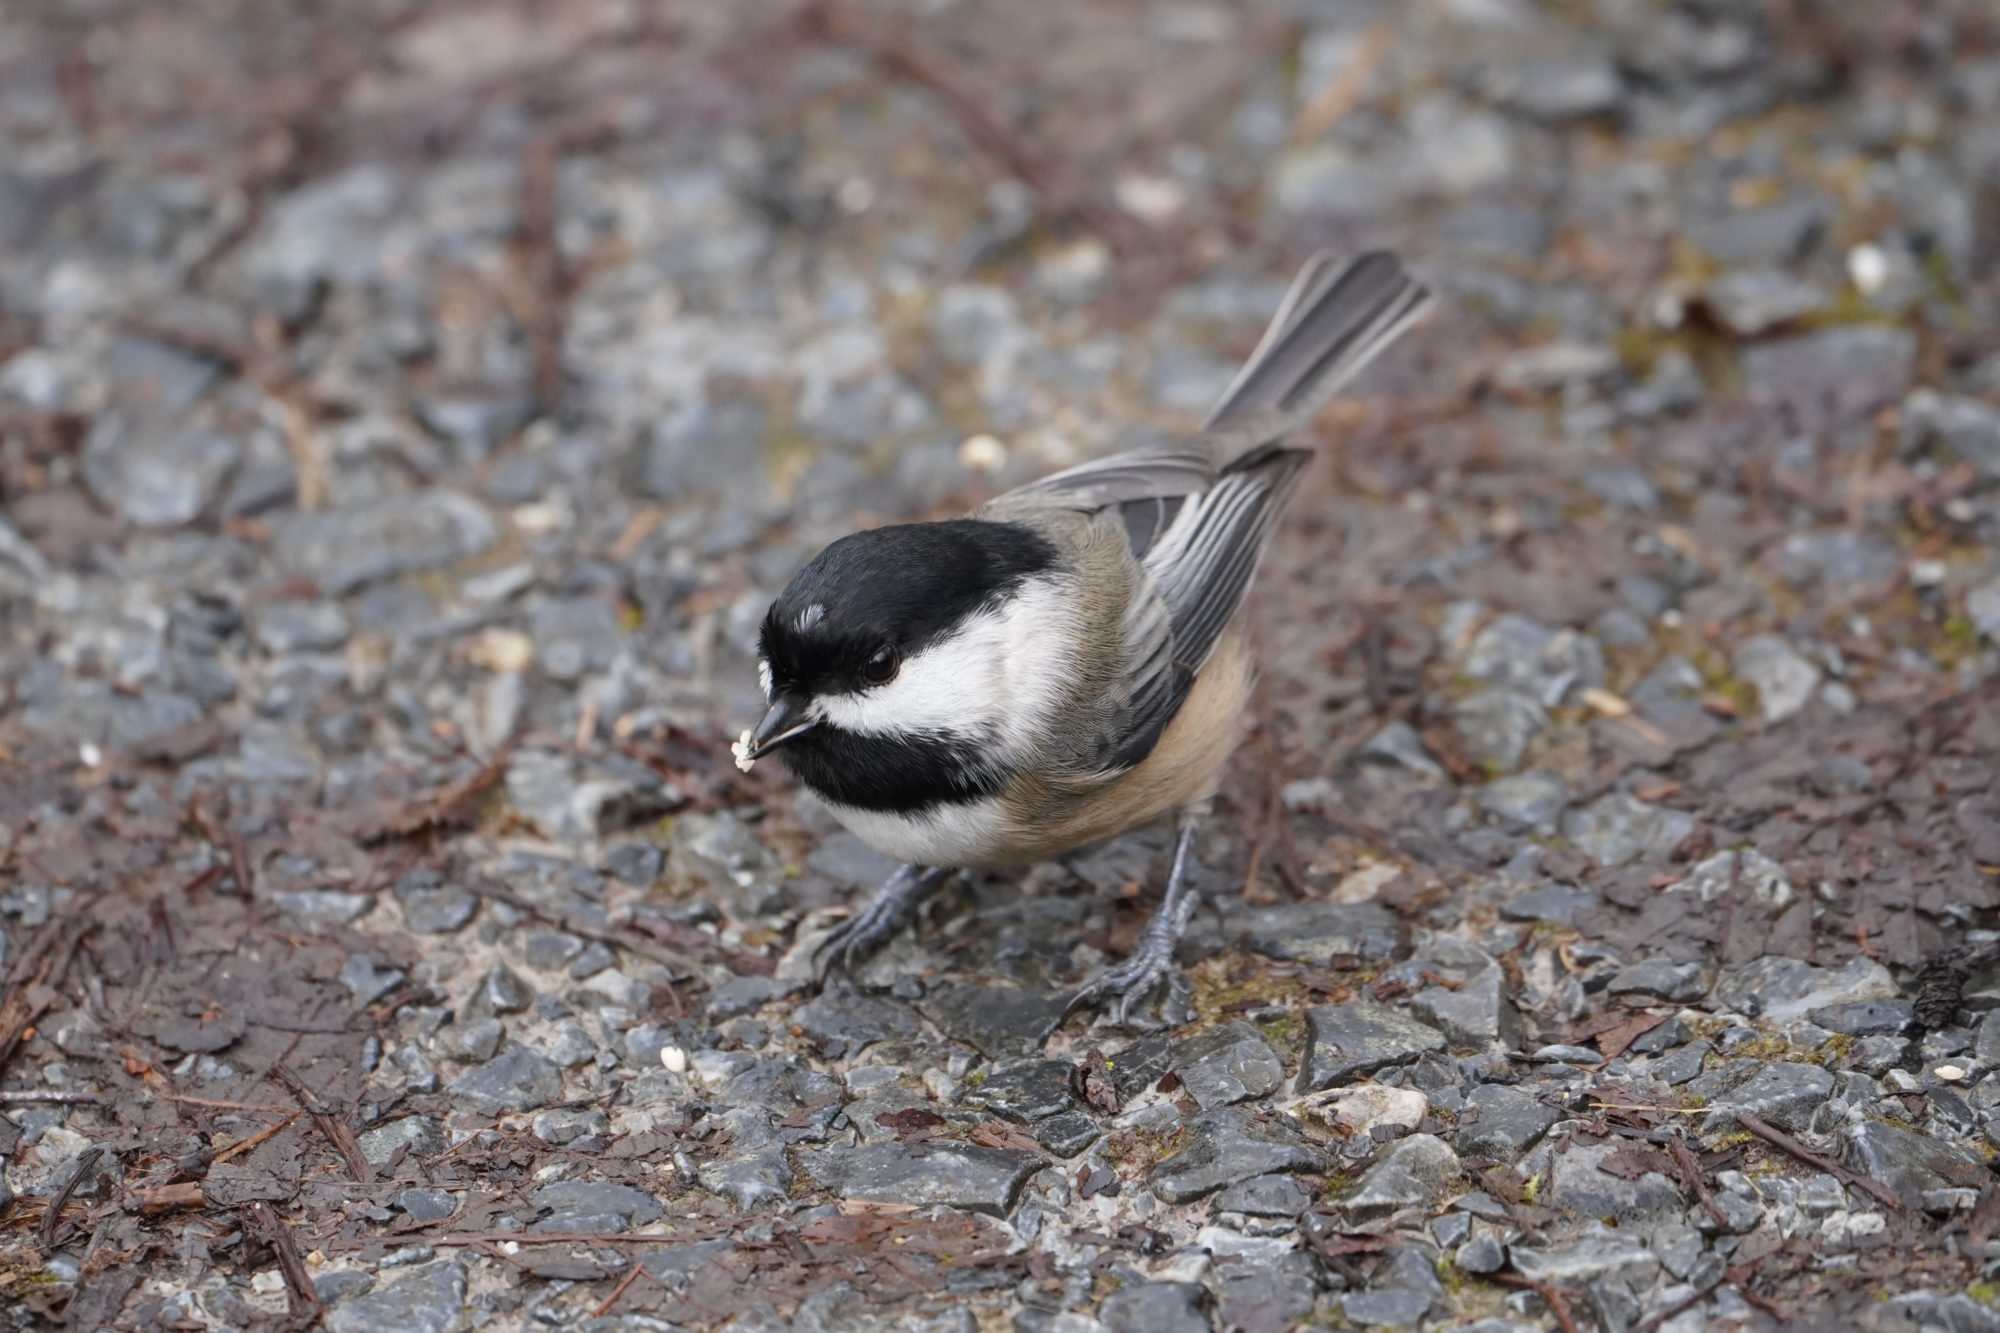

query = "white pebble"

[
  {"left": 659, "top": 1044, "right": 689, "bottom": 1075},
  {"left": 1848, "top": 243, "right": 1889, "bottom": 295},
  {"left": 1934, "top": 1064, "right": 1967, "bottom": 1083}
]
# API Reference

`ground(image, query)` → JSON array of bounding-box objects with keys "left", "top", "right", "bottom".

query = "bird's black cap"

[{"left": 758, "top": 518, "right": 1057, "bottom": 699}]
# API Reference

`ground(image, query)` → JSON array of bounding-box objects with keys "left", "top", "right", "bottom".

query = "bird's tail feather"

[{"left": 1205, "top": 250, "right": 1433, "bottom": 434}]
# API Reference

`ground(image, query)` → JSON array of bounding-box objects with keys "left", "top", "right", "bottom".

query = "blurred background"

[{"left": 2, "top": 0, "right": 2000, "bottom": 1328}]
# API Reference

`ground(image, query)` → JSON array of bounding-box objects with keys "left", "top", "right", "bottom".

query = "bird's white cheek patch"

[{"left": 813, "top": 579, "right": 1076, "bottom": 755}]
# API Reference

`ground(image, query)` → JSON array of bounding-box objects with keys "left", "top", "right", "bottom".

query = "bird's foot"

[
  {"left": 812, "top": 865, "right": 948, "bottom": 985},
  {"left": 1061, "top": 923, "right": 1194, "bottom": 1031}
]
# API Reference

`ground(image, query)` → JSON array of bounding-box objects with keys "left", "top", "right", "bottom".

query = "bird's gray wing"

[
  {"left": 1002, "top": 251, "right": 1434, "bottom": 769},
  {"left": 1000, "top": 448, "right": 1217, "bottom": 560}
]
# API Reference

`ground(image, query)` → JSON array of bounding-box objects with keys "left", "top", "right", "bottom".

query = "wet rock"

[
  {"left": 393, "top": 866, "right": 478, "bottom": 934},
  {"left": 699, "top": 1106, "right": 791, "bottom": 1209},
  {"left": 532, "top": 1179, "right": 663, "bottom": 1232},
  {"left": 1150, "top": 1106, "right": 1324, "bottom": 1204},
  {"left": 392, "top": 1188, "right": 454, "bottom": 1223},
  {"left": 507, "top": 748, "right": 679, "bottom": 847},
  {"left": 671, "top": 811, "right": 782, "bottom": 916},
  {"left": 1454, "top": 1084, "right": 1559, "bottom": 1159},
  {"left": 1462, "top": 614, "right": 1603, "bottom": 707},
  {"left": 1901, "top": 388, "right": 2000, "bottom": 480},
  {"left": 792, "top": 990, "right": 920, "bottom": 1059},
  {"left": 325, "top": 1260, "right": 466, "bottom": 1333},
  {"left": 1810, "top": 1000, "right": 1912, "bottom": 1036},
  {"left": 1353, "top": 720, "right": 1447, "bottom": 779},
  {"left": 478, "top": 962, "right": 533, "bottom": 1015},
  {"left": 1477, "top": 770, "right": 1569, "bottom": 832},
  {"left": 1338, "top": 1134, "right": 1460, "bottom": 1221},
  {"left": 1499, "top": 883, "right": 1598, "bottom": 926},
  {"left": 1491, "top": 54, "right": 1625, "bottom": 124},
  {"left": 1171, "top": 1022, "right": 1284, "bottom": 1109},
  {"left": 1713, "top": 955, "right": 1897, "bottom": 1024},
  {"left": 1035, "top": 1112, "right": 1099, "bottom": 1158},
  {"left": 357, "top": 1117, "right": 448, "bottom": 1167},
  {"left": 1703, "top": 268, "right": 1828, "bottom": 336},
  {"left": 1406, "top": 938, "right": 1520, "bottom": 1048},
  {"left": 1846, "top": 1120, "right": 1988, "bottom": 1197},
  {"left": 1230, "top": 900, "right": 1404, "bottom": 964},
  {"left": 1298, "top": 1003, "right": 1446, "bottom": 1091},
  {"left": 797, "top": 1141, "right": 1041, "bottom": 1218},
  {"left": 1456, "top": 1232, "right": 1506, "bottom": 1274},
  {"left": 960, "top": 1059, "right": 1077, "bottom": 1124},
  {"left": 1689, "top": 197, "right": 1826, "bottom": 264},
  {"left": 437, "top": 1017, "right": 502, "bottom": 1063},
  {"left": 705, "top": 975, "right": 797, "bottom": 1022},
  {"left": 254, "top": 601, "right": 351, "bottom": 654},
  {"left": 1509, "top": 1230, "right": 1659, "bottom": 1287},
  {"left": 274, "top": 491, "right": 496, "bottom": 595},
  {"left": 82, "top": 417, "right": 240, "bottom": 528},
  {"left": 1545, "top": 1139, "right": 1686, "bottom": 1222},
  {"left": 1969, "top": 578, "right": 2000, "bottom": 644},
  {"left": 340, "top": 953, "right": 404, "bottom": 1006},
  {"left": 447, "top": 1047, "right": 562, "bottom": 1113},
  {"left": 1098, "top": 1280, "right": 1211, "bottom": 1333},
  {"left": 1607, "top": 958, "right": 1711, "bottom": 1003},
  {"left": 1744, "top": 326, "right": 1916, "bottom": 428},
  {"left": 1561, "top": 792, "right": 1695, "bottom": 867},
  {"left": 1668, "top": 849, "right": 1795, "bottom": 914},
  {"left": 919, "top": 983, "right": 1066, "bottom": 1059},
  {"left": 1695, "top": 1061, "right": 1832, "bottom": 1133},
  {"left": 1212, "top": 1254, "right": 1320, "bottom": 1333},
  {"left": 1215, "top": 1173, "right": 1311, "bottom": 1218},
  {"left": 1452, "top": 688, "right": 1547, "bottom": 772}
]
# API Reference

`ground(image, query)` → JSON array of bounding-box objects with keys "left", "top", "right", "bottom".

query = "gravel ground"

[{"left": 3, "top": 0, "right": 2000, "bottom": 1328}]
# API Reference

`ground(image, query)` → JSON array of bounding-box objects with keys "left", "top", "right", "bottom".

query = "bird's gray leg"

[
  {"left": 813, "top": 863, "right": 953, "bottom": 984},
  {"left": 1063, "top": 812, "right": 1203, "bottom": 1030}
]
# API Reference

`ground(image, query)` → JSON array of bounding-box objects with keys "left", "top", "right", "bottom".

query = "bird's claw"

[
  {"left": 1062, "top": 928, "right": 1193, "bottom": 1031},
  {"left": 811, "top": 890, "right": 917, "bottom": 985}
]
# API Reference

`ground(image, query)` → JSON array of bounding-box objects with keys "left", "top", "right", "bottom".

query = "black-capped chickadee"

[{"left": 735, "top": 251, "right": 1433, "bottom": 1028}]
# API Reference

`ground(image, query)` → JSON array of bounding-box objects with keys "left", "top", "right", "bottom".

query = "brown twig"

[
  {"left": 1668, "top": 1130, "right": 1730, "bottom": 1229},
  {"left": 591, "top": 1261, "right": 648, "bottom": 1317},
  {"left": 128, "top": 1182, "right": 207, "bottom": 1214},
  {"left": 361, "top": 734, "right": 519, "bottom": 846},
  {"left": 212, "top": 1112, "right": 302, "bottom": 1166},
  {"left": 272, "top": 1065, "right": 376, "bottom": 1182},
  {"left": 1488, "top": 1271, "right": 1579, "bottom": 1333},
  {"left": 1732, "top": 1112, "right": 1902, "bottom": 1211},
  {"left": 42, "top": 1146, "right": 104, "bottom": 1253},
  {"left": 246, "top": 1201, "right": 321, "bottom": 1320}
]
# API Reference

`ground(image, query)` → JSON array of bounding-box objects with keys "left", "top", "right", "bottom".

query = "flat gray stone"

[
  {"left": 797, "top": 1141, "right": 1041, "bottom": 1218},
  {"left": 1713, "top": 955, "right": 1897, "bottom": 1024},
  {"left": 1733, "top": 634, "right": 1821, "bottom": 722},
  {"left": 1544, "top": 1140, "right": 1686, "bottom": 1222},
  {"left": 1696, "top": 1061, "right": 1832, "bottom": 1133},
  {"left": 356, "top": 1117, "right": 448, "bottom": 1167},
  {"left": 919, "top": 983, "right": 1067, "bottom": 1059},
  {"left": 1607, "top": 958, "right": 1711, "bottom": 1002},
  {"left": 447, "top": 1047, "right": 562, "bottom": 1114},
  {"left": 792, "top": 990, "right": 920, "bottom": 1059},
  {"left": 1455, "top": 1083, "right": 1559, "bottom": 1159},
  {"left": 1338, "top": 1134, "right": 1460, "bottom": 1221},
  {"left": 1846, "top": 1120, "right": 1988, "bottom": 1198},
  {"left": 1229, "top": 900, "right": 1404, "bottom": 963},
  {"left": 1149, "top": 1107, "right": 1325, "bottom": 1204},
  {"left": 1171, "top": 1021, "right": 1285, "bottom": 1109},
  {"left": 325, "top": 1261, "right": 466, "bottom": 1333},
  {"left": 531, "top": 1179, "right": 664, "bottom": 1232},
  {"left": 960, "top": 1059, "right": 1077, "bottom": 1124},
  {"left": 1562, "top": 792, "right": 1695, "bottom": 867},
  {"left": 1099, "top": 1280, "right": 1211, "bottom": 1333},
  {"left": 1297, "top": 1003, "right": 1446, "bottom": 1092}
]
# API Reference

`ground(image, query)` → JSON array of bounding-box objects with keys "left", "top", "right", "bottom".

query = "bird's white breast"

[{"left": 822, "top": 796, "right": 1015, "bottom": 867}]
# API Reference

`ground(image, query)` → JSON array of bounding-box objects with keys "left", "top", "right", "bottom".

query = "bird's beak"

[{"left": 748, "top": 694, "right": 818, "bottom": 759}]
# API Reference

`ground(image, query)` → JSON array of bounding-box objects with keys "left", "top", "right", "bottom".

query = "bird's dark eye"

[{"left": 861, "top": 645, "right": 900, "bottom": 685}]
